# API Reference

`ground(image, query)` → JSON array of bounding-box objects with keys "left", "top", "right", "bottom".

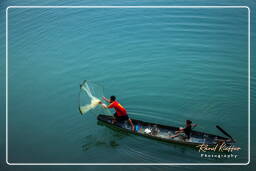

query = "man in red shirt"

[{"left": 99, "top": 96, "right": 134, "bottom": 131}]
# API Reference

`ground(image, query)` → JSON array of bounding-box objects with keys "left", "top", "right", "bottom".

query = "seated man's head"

[
  {"left": 186, "top": 120, "right": 192, "bottom": 125},
  {"left": 110, "top": 96, "right": 116, "bottom": 103}
]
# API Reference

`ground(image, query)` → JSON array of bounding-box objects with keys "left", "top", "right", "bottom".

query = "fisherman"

[
  {"left": 99, "top": 96, "right": 134, "bottom": 131},
  {"left": 170, "top": 120, "right": 197, "bottom": 139}
]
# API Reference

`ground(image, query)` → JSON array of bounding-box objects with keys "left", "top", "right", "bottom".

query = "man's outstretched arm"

[
  {"left": 103, "top": 97, "right": 111, "bottom": 103},
  {"left": 99, "top": 101, "right": 108, "bottom": 108},
  {"left": 192, "top": 124, "right": 198, "bottom": 128}
]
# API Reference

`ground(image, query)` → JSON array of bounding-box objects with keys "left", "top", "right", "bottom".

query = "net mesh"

[{"left": 79, "top": 80, "right": 111, "bottom": 115}]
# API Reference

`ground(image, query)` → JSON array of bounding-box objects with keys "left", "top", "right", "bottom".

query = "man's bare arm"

[
  {"left": 192, "top": 124, "right": 198, "bottom": 128},
  {"left": 103, "top": 97, "right": 111, "bottom": 103},
  {"left": 99, "top": 101, "right": 108, "bottom": 108}
]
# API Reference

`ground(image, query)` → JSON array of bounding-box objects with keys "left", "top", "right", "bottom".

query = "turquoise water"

[{"left": 0, "top": 0, "right": 255, "bottom": 171}]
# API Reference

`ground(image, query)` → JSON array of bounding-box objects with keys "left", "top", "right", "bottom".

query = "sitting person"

[{"left": 170, "top": 120, "right": 197, "bottom": 139}]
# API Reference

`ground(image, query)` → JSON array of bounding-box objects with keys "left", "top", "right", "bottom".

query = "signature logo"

[{"left": 196, "top": 142, "right": 241, "bottom": 153}]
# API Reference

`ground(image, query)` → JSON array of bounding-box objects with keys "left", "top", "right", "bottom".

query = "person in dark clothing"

[{"left": 170, "top": 120, "right": 197, "bottom": 139}]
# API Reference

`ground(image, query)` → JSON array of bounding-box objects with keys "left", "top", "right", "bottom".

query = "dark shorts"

[
  {"left": 184, "top": 127, "right": 192, "bottom": 139},
  {"left": 114, "top": 113, "right": 129, "bottom": 123}
]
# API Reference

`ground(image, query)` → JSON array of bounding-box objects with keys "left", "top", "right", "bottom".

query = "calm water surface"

[{"left": 0, "top": 0, "right": 255, "bottom": 170}]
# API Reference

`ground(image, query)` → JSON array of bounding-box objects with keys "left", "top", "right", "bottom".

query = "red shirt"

[{"left": 108, "top": 100, "right": 127, "bottom": 116}]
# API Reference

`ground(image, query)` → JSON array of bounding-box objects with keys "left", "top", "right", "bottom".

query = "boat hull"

[{"left": 97, "top": 114, "right": 232, "bottom": 147}]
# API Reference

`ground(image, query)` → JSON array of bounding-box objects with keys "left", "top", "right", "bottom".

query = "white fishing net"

[{"left": 79, "top": 80, "right": 110, "bottom": 115}]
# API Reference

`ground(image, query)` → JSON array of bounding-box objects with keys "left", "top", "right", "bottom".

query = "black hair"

[
  {"left": 110, "top": 96, "right": 116, "bottom": 101},
  {"left": 186, "top": 120, "right": 192, "bottom": 124}
]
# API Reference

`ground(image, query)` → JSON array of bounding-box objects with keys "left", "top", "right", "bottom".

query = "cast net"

[{"left": 79, "top": 80, "right": 110, "bottom": 115}]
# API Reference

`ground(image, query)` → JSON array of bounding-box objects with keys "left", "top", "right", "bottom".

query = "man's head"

[
  {"left": 110, "top": 96, "right": 116, "bottom": 103},
  {"left": 186, "top": 120, "right": 192, "bottom": 125}
]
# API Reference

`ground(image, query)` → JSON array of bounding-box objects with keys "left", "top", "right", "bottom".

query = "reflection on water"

[
  {"left": 82, "top": 134, "right": 119, "bottom": 151},
  {"left": 81, "top": 122, "right": 130, "bottom": 151}
]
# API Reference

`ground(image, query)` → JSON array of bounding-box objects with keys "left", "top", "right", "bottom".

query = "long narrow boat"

[{"left": 97, "top": 114, "right": 234, "bottom": 147}]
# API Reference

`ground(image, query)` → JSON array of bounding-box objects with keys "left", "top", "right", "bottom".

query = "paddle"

[{"left": 216, "top": 125, "right": 233, "bottom": 140}]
